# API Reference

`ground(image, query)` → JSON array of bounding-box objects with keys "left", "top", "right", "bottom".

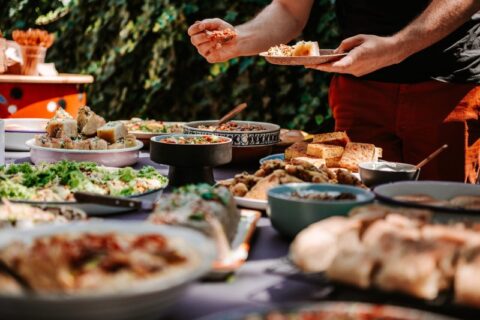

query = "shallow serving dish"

[
  {"left": 5, "top": 118, "right": 49, "bottom": 151},
  {"left": 128, "top": 122, "right": 185, "bottom": 146},
  {"left": 184, "top": 120, "right": 281, "bottom": 163},
  {"left": 259, "top": 49, "right": 347, "bottom": 66},
  {"left": 359, "top": 161, "right": 420, "bottom": 187},
  {"left": 198, "top": 301, "right": 454, "bottom": 320},
  {"left": 0, "top": 220, "right": 215, "bottom": 320},
  {"left": 150, "top": 134, "right": 232, "bottom": 186},
  {"left": 26, "top": 139, "right": 143, "bottom": 167},
  {"left": 374, "top": 181, "right": 480, "bottom": 214},
  {"left": 268, "top": 183, "right": 375, "bottom": 238},
  {"left": 13, "top": 188, "right": 164, "bottom": 216}
]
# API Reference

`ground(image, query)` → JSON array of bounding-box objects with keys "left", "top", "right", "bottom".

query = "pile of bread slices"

[{"left": 285, "top": 131, "right": 382, "bottom": 173}]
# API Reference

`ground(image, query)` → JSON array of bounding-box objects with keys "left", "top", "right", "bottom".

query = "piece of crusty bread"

[
  {"left": 97, "top": 121, "right": 128, "bottom": 144},
  {"left": 46, "top": 119, "right": 77, "bottom": 138},
  {"left": 292, "top": 41, "right": 320, "bottom": 57},
  {"left": 339, "top": 142, "right": 376, "bottom": 172},
  {"left": 292, "top": 157, "right": 326, "bottom": 169},
  {"left": 326, "top": 156, "right": 342, "bottom": 168},
  {"left": 285, "top": 141, "right": 308, "bottom": 160},
  {"left": 312, "top": 131, "right": 350, "bottom": 147},
  {"left": 307, "top": 143, "right": 344, "bottom": 159},
  {"left": 374, "top": 147, "right": 383, "bottom": 161},
  {"left": 77, "top": 106, "right": 106, "bottom": 137}
]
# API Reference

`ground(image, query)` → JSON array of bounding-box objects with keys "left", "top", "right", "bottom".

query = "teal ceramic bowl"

[{"left": 267, "top": 183, "right": 375, "bottom": 238}]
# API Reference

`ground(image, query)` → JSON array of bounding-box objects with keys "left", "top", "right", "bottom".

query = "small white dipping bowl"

[{"left": 5, "top": 118, "right": 48, "bottom": 151}]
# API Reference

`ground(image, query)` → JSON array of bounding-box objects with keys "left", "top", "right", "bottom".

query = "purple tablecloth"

[{"left": 6, "top": 154, "right": 477, "bottom": 319}]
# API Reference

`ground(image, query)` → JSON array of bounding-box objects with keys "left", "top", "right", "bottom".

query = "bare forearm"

[
  {"left": 394, "top": 0, "right": 480, "bottom": 61},
  {"left": 235, "top": 0, "right": 313, "bottom": 56}
]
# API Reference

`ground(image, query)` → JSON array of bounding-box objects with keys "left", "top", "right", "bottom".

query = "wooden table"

[{"left": 0, "top": 73, "right": 93, "bottom": 118}]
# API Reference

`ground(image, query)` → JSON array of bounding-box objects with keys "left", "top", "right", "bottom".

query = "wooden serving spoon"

[
  {"left": 416, "top": 144, "right": 448, "bottom": 169},
  {"left": 217, "top": 103, "right": 248, "bottom": 126}
]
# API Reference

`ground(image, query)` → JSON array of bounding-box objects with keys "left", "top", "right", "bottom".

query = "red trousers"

[{"left": 329, "top": 75, "right": 480, "bottom": 183}]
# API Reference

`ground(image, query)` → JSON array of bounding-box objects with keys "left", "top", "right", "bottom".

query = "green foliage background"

[{"left": 1, "top": 0, "right": 339, "bottom": 131}]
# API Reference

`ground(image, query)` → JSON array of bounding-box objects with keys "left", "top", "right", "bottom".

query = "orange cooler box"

[{"left": 0, "top": 73, "right": 93, "bottom": 118}]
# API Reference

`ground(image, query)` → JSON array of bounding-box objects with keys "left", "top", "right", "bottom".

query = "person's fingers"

[
  {"left": 197, "top": 41, "right": 216, "bottom": 56},
  {"left": 334, "top": 35, "right": 365, "bottom": 53},
  {"left": 331, "top": 55, "right": 355, "bottom": 68},
  {"left": 206, "top": 51, "right": 228, "bottom": 64},
  {"left": 191, "top": 32, "right": 211, "bottom": 46},
  {"left": 188, "top": 21, "right": 204, "bottom": 36},
  {"left": 306, "top": 63, "right": 336, "bottom": 73},
  {"left": 188, "top": 18, "right": 228, "bottom": 36}
]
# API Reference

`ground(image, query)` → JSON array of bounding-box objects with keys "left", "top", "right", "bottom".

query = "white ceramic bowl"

[
  {"left": 26, "top": 139, "right": 143, "bottom": 167},
  {"left": 0, "top": 220, "right": 216, "bottom": 320},
  {"left": 5, "top": 118, "right": 48, "bottom": 151},
  {"left": 374, "top": 181, "right": 480, "bottom": 213}
]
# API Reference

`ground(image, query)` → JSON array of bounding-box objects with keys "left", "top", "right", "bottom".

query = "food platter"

[
  {"left": 260, "top": 49, "right": 347, "bottom": 66},
  {"left": 221, "top": 157, "right": 365, "bottom": 210},
  {"left": 289, "top": 203, "right": 480, "bottom": 313},
  {"left": 0, "top": 221, "right": 215, "bottom": 320},
  {"left": 198, "top": 301, "right": 455, "bottom": 320},
  {"left": 374, "top": 181, "right": 480, "bottom": 214},
  {"left": 184, "top": 120, "right": 281, "bottom": 163},
  {"left": 27, "top": 139, "right": 143, "bottom": 167},
  {"left": 0, "top": 161, "right": 168, "bottom": 216},
  {"left": 13, "top": 188, "right": 163, "bottom": 216},
  {"left": 0, "top": 202, "right": 87, "bottom": 229},
  {"left": 124, "top": 119, "right": 185, "bottom": 146}
]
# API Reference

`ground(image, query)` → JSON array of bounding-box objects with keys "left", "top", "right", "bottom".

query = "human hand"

[
  {"left": 188, "top": 18, "right": 241, "bottom": 63},
  {"left": 306, "top": 34, "right": 409, "bottom": 77}
]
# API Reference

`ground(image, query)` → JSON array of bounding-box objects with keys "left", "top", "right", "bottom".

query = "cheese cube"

[{"left": 97, "top": 121, "right": 128, "bottom": 144}]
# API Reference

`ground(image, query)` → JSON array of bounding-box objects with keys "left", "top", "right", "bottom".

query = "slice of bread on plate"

[
  {"left": 312, "top": 131, "right": 350, "bottom": 147},
  {"left": 285, "top": 141, "right": 309, "bottom": 160},
  {"left": 339, "top": 142, "right": 376, "bottom": 172},
  {"left": 307, "top": 143, "right": 344, "bottom": 159}
]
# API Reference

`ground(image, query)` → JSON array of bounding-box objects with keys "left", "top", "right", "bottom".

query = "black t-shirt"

[{"left": 335, "top": 0, "right": 480, "bottom": 83}]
